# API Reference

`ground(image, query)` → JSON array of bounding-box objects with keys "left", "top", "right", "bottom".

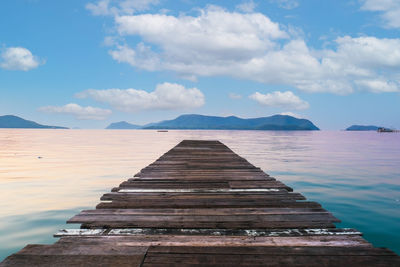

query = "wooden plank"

[
  {"left": 147, "top": 245, "right": 396, "bottom": 255},
  {"left": 116, "top": 188, "right": 284, "bottom": 193},
  {"left": 54, "top": 229, "right": 107, "bottom": 236},
  {"left": 80, "top": 221, "right": 337, "bottom": 229},
  {"left": 142, "top": 246, "right": 400, "bottom": 266},
  {"left": 55, "top": 228, "right": 361, "bottom": 237},
  {"left": 118, "top": 181, "right": 231, "bottom": 189},
  {"left": 142, "top": 254, "right": 400, "bottom": 267},
  {"left": 68, "top": 214, "right": 340, "bottom": 225},
  {"left": 0, "top": 255, "right": 145, "bottom": 267},
  {"left": 131, "top": 176, "right": 275, "bottom": 181},
  {"left": 99, "top": 192, "right": 305, "bottom": 200},
  {"left": 96, "top": 200, "right": 323, "bottom": 209},
  {"left": 72, "top": 207, "right": 330, "bottom": 216},
  {"left": 16, "top": 243, "right": 148, "bottom": 256},
  {"left": 229, "top": 181, "right": 293, "bottom": 191},
  {"left": 53, "top": 235, "right": 371, "bottom": 247}
]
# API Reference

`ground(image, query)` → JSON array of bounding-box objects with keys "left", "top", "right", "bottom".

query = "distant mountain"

[
  {"left": 0, "top": 115, "right": 67, "bottom": 129},
  {"left": 106, "top": 121, "right": 141, "bottom": 129},
  {"left": 142, "top": 114, "right": 319, "bottom": 131},
  {"left": 346, "top": 125, "right": 381, "bottom": 131}
]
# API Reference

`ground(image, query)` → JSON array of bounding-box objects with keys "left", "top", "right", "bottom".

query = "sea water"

[{"left": 0, "top": 129, "right": 399, "bottom": 260}]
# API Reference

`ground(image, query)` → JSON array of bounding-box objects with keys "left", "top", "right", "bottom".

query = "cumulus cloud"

[
  {"left": 39, "top": 103, "right": 112, "bottom": 120},
  {"left": 76, "top": 82, "right": 205, "bottom": 112},
  {"left": 86, "top": 0, "right": 159, "bottom": 16},
  {"left": 105, "top": 6, "right": 400, "bottom": 94},
  {"left": 249, "top": 91, "right": 309, "bottom": 110},
  {"left": 361, "top": 0, "right": 400, "bottom": 28},
  {"left": 115, "top": 8, "right": 288, "bottom": 52},
  {"left": 0, "top": 47, "right": 41, "bottom": 71}
]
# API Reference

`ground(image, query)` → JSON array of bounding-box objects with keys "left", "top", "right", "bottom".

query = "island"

[
  {"left": 106, "top": 114, "right": 319, "bottom": 131},
  {"left": 346, "top": 125, "right": 382, "bottom": 131},
  {"left": 106, "top": 121, "right": 141, "bottom": 129},
  {"left": 0, "top": 115, "right": 67, "bottom": 129}
]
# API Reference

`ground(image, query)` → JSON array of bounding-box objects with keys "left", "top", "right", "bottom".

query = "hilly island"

[
  {"left": 0, "top": 115, "right": 67, "bottom": 129},
  {"left": 1, "top": 114, "right": 319, "bottom": 130},
  {"left": 107, "top": 114, "right": 320, "bottom": 131},
  {"left": 346, "top": 125, "right": 382, "bottom": 131}
]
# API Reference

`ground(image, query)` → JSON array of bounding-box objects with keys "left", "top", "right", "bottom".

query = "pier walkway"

[{"left": 1, "top": 140, "right": 399, "bottom": 266}]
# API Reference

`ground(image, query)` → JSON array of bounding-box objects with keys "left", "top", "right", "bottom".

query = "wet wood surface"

[{"left": 1, "top": 140, "right": 399, "bottom": 266}]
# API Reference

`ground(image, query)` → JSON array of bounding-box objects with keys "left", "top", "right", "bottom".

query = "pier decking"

[{"left": 1, "top": 140, "right": 399, "bottom": 266}]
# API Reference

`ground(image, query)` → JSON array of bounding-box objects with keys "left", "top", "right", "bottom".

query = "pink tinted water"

[{"left": 0, "top": 129, "right": 399, "bottom": 260}]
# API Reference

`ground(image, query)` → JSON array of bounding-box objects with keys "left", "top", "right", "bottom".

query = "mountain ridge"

[
  {"left": 0, "top": 115, "right": 68, "bottom": 129},
  {"left": 106, "top": 121, "right": 141, "bottom": 129},
  {"left": 106, "top": 114, "right": 319, "bottom": 131}
]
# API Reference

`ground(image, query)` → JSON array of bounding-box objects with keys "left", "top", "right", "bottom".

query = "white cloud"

[
  {"left": 236, "top": 1, "right": 257, "bottom": 13},
  {"left": 39, "top": 103, "right": 112, "bottom": 120},
  {"left": 111, "top": 6, "right": 287, "bottom": 75},
  {"left": 114, "top": 8, "right": 288, "bottom": 57},
  {"left": 333, "top": 36, "right": 400, "bottom": 68},
  {"left": 355, "top": 79, "right": 399, "bottom": 93},
  {"left": 270, "top": 0, "right": 299, "bottom": 10},
  {"left": 106, "top": 6, "right": 400, "bottom": 94},
  {"left": 109, "top": 43, "right": 160, "bottom": 71},
  {"left": 0, "top": 47, "right": 41, "bottom": 71},
  {"left": 76, "top": 82, "right": 205, "bottom": 112},
  {"left": 249, "top": 91, "right": 309, "bottom": 110},
  {"left": 86, "top": 0, "right": 159, "bottom": 16},
  {"left": 361, "top": 0, "right": 400, "bottom": 28},
  {"left": 229, "top": 93, "right": 243, "bottom": 99}
]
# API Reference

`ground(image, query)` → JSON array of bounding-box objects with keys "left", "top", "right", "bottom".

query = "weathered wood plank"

[
  {"left": 72, "top": 207, "right": 330, "bottom": 216},
  {"left": 148, "top": 245, "right": 398, "bottom": 256},
  {"left": 16, "top": 243, "right": 148, "bottom": 256},
  {"left": 131, "top": 176, "right": 275, "bottom": 181},
  {"left": 96, "top": 200, "right": 323, "bottom": 209},
  {"left": 80, "top": 221, "right": 337, "bottom": 229},
  {"left": 0, "top": 255, "right": 145, "bottom": 267},
  {"left": 142, "top": 254, "right": 400, "bottom": 267},
  {"left": 95, "top": 200, "right": 322, "bottom": 209},
  {"left": 99, "top": 192, "right": 305, "bottom": 201},
  {"left": 142, "top": 246, "right": 400, "bottom": 266},
  {"left": 55, "top": 228, "right": 361, "bottom": 237},
  {"left": 116, "top": 188, "right": 284, "bottom": 193},
  {"left": 53, "top": 235, "right": 371, "bottom": 247},
  {"left": 69, "top": 214, "right": 340, "bottom": 225}
]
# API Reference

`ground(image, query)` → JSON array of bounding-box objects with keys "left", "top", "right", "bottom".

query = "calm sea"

[{"left": 0, "top": 129, "right": 399, "bottom": 260}]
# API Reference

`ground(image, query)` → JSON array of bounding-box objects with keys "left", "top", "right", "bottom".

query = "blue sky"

[{"left": 1, "top": 0, "right": 399, "bottom": 129}]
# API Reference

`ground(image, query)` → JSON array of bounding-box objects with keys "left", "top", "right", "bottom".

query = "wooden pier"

[{"left": 1, "top": 140, "right": 399, "bottom": 266}]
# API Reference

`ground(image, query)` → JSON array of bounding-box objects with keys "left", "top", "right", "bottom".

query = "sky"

[{"left": 1, "top": 0, "right": 400, "bottom": 130}]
